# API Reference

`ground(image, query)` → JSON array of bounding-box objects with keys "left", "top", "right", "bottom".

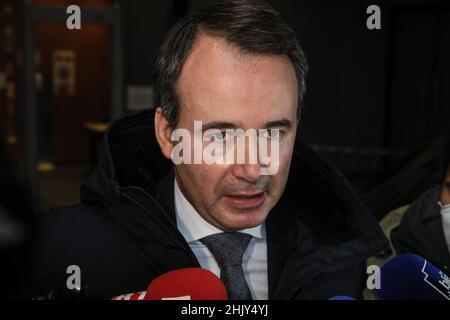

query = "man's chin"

[{"left": 219, "top": 210, "right": 268, "bottom": 231}]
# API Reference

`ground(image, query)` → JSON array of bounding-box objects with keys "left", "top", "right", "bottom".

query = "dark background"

[
  {"left": 0, "top": 0, "right": 449, "bottom": 217},
  {"left": 122, "top": 0, "right": 450, "bottom": 183}
]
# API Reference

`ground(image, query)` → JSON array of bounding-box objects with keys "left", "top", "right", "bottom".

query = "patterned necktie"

[{"left": 200, "top": 232, "right": 253, "bottom": 300}]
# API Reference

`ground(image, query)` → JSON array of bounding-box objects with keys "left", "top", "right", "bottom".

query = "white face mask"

[
  {"left": 439, "top": 201, "right": 450, "bottom": 254},
  {"left": 439, "top": 201, "right": 450, "bottom": 211}
]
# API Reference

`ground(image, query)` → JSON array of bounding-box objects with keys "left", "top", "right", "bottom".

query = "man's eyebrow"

[
  {"left": 201, "top": 119, "right": 292, "bottom": 131},
  {"left": 264, "top": 119, "right": 292, "bottom": 129},
  {"left": 201, "top": 121, "right": 238, "bottom": 131}
]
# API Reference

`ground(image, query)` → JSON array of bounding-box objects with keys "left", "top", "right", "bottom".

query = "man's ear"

[{"left": 154, "top": 107, "right": 173, "bottom": 160}]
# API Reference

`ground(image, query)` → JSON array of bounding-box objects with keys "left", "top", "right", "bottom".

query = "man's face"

[
  {"left": 441, "top": 165, "right": 450, "bottom": 205},
  {"left": 158, "top": 34, "right": 298, "bottom": 231}
]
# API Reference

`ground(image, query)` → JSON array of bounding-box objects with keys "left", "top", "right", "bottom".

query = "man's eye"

[
  {"left": 211, "top": 131, "right": 232, "bottom": 142},
  {"left": 261, "top": 129, "right": 281, "bottom": 140}
]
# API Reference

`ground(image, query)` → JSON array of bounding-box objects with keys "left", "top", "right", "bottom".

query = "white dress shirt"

[{"left": 174, "top": 179, "right": 269, "bottom": 300}]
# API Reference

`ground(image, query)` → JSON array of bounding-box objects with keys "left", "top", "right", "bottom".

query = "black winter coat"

[{"left": 33, "top": 109, "right": 388, "bottom": 299}]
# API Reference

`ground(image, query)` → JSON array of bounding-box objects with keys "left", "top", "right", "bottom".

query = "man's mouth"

[{"left": 223, "top": 192, "right": 266, "bottom": 209}]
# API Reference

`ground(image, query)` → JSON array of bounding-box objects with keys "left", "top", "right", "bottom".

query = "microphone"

[
  {"left": 376, "top": 254, "right": 450, "bottom": 300},
  {"left": 112, "top": 291, "right": 147, "bottom": 300},
  {"left": 145, "top": 267, "right": 228, "bottom": 300},
  {"left": 328, "top": 296, "right": 355, "bottom": 300},
  {"left": 111, "top": 268, "right": 228, "bottom": 300}
]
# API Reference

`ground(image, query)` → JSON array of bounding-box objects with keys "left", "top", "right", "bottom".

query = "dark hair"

[{"left": 153, "top": 0, "right": 308, "bottom": 129}]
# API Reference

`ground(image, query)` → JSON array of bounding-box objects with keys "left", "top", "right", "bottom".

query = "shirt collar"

[{"left": 174, "top": 178, "right": 266, "bottom": 243}]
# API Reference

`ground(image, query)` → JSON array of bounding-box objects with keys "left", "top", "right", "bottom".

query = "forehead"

[{"left": 176, "top": 33, "right": 298, "bottom": 126}]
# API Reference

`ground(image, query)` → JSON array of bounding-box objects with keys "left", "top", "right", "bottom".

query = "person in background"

[
  {"left": 391, "top": 145, "right": 450, "bottom": 273},
  {"left": 364, "top": 136, "right": 450, "bottom": 221}
]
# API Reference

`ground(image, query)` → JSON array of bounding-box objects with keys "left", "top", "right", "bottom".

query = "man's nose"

[{"left": 230, "top": 163, "right": 261, "bottom": 183}]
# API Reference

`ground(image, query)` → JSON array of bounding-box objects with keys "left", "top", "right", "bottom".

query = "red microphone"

[
  {"left": 112, "top": 291, "right": 147, "bottom": 300},
  {"left": 111, "top": 268, "right": 228, "bottom": 300},
  {"left": 145, "top": 267, "right": 228, "bottom": 300}
]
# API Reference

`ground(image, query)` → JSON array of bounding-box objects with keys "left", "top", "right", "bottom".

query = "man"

[
  {"left": 33, "top": 0, "right": 387, "bottom": 299},
  {"left": 392, "top": 151, "right": 450, "bottom": 272}
]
